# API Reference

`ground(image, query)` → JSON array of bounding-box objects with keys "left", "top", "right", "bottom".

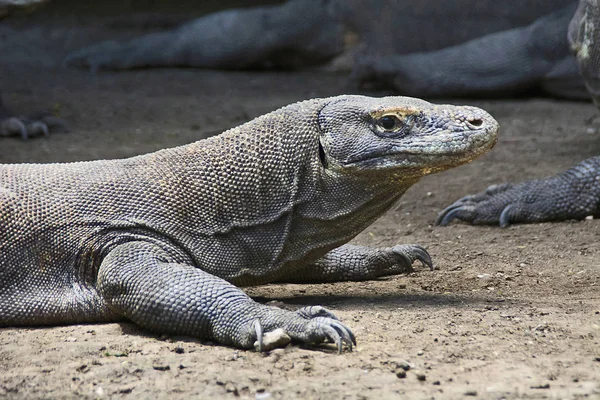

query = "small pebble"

[
  {"left": 415, "top": 371, "right": 426, "bottom": 381},
  {"left": 530, "top": 383, "right": 550, "bottom": 389},
  {"left": 396, "top": 360, "right": 411, "bottom": 371},
  {"left": 417, "top": 350, "right": 424, "bottom": 356},
  {"left": 395, "top": 370, "right": 407, "bottom": 379},
  {"left": 464, "top": 390, "right": 477, "bottom": 396}
]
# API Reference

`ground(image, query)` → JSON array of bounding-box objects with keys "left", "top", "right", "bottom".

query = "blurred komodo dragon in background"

[
  {"left": 0, "top": 95, "right": 498, "bottom": 351},
  {"left": 437, "top": 0, "right": 600, "bottom": 227},
  {"left": 0, "top": 0, "right": 67, "bottom": 139},
  {"left": 66, "top": 0, "right": 584, "bottom": 99}
]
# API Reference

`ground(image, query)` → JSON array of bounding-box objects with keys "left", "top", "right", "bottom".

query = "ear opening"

[{"left": 318, "top": 139, "right": 328, "bottom": 169}]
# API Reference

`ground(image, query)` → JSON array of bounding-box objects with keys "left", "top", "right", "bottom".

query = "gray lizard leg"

[
  {"left": 65, "top": 0, "right": 344, "bottom": 72},
  {"left": 98, "top": 242, "right": 355, "bottom": 352},
  {"left": 436, "top": 157, "right": 600, "bottom": 227},
  {"left": 274, "top": 244, "right": 433, "bottom": 284},
  {"left": 0, "top": 96, "right": 68, "bottom": 139},
  {"left": 353, "top": 4, "right": 581, "bottom": 98}
]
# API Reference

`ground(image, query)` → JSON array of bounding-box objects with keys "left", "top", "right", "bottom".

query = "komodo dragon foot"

[
  {"left": 0, "top": 114, "right": 68, "bottom": 139},
  {"left": 0, "top": 97, "right": 68, "bottom": 139},
  {"left": 436, "top": 157, "right": 600, "bottom": 227},
  {"left": 254, "top": 306, "right": 356, "bottom": 353}
]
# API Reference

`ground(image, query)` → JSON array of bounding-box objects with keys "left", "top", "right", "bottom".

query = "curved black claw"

[
  {"left": 436, "top": 184, "right": 511, "bottom": 226},
  {"left": 390, "top": 244, "right": 434, "bottom": 271},
  {"left": 305, "top": 317, "right": 356, "bottom": 353},
  {"left": 1, "top": 114, "right": 69, "bottom": 140},
  {"left": 253, "top": 319, "right": 264, "bottom": 352}
]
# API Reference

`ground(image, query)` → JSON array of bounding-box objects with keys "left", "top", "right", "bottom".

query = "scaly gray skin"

[
  {"left": 0, "top": 95, "right": 498, "bottom": 352},
  {"left": 437, "top": 0, "right": 600, "bottom": 227},
  {"left": 64, "top": 0, "right": 581, "bottom": 99}
]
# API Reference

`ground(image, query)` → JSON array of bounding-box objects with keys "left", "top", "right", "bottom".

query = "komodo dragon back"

[{"left": 0, "top": 95, "right": 498, "bottom": 352}]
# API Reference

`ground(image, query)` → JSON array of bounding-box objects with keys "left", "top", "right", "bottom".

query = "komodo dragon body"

[{"left": 0, "top": 95, "right": 498, "bottom": 351}]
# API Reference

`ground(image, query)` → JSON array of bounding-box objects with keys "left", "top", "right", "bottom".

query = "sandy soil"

[{"left": 1, "top": 3, "right": 599, "bottom": 399}]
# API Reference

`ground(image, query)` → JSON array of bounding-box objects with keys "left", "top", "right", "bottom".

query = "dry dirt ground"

[{"left": 1, "top": 3, "right": 599, "bottom": 399}]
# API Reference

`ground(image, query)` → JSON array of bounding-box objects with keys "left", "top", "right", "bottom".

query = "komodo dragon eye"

[
  {"left": 374, "top": 114, "right": 409, "bottom": 136},
  {"left": 378, "top": 115, "right": 401, "bottom": 130}
]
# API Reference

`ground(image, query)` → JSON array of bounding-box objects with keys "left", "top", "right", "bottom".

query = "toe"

[
  {"left": 437, "top": 205, "right": 477, "bottom": 226},
  {"left": 297, "top": 306, "right": 339, "bottom": 320},
  {"left": 391, "top": 245, "right": 433, "bottom": 271}
]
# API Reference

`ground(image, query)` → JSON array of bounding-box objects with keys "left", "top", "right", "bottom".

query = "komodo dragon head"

[{"left": 317, "top": 95, "right": 498, "bottom": 178}]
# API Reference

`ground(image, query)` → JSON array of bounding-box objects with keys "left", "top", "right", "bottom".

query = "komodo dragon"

[
  {"left": 0, "top": 95, "right": 498, "bottom": 352},
  {"left": 65, "top": 0, "right": 581, "bottom": 98}
]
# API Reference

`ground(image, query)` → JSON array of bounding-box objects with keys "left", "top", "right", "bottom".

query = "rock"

[
  {"left": 395, "top": 370, "right": 406, "bottom": 379},
  {"left": 530, "top": 383, "right": 550, "bottom": 389},
  {"left": 415, "top": 371, "right": 426, "bottom": 381},
  {"left": 254, "top": 329, "right": 291, "bottom": 351}
]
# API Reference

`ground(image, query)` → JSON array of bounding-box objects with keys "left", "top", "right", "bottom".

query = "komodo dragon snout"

[{"left": 318, "top": 96, "right": 498, "bottom": 174}]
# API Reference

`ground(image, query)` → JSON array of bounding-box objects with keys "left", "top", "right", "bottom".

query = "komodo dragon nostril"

[{"left": 468, "top": 118, "right": 484, "bottom": 127}]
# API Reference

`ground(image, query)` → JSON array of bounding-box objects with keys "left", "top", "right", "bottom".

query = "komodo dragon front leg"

[
  {"left": 98, "top": 242, "right": 355, "bottom": 352},
  {"left": 436, "top": 157, "right": 600, "bottom": 227},
  {"left": 274, "top": 244, "right": 432, "bottom": 283},
  {"left": 437, "top": 0, "right": 600, "bottom": 227}
]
